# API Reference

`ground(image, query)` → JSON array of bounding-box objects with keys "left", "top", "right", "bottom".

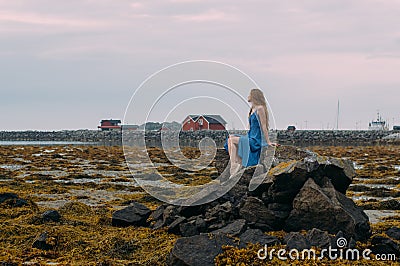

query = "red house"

[
  {"left": 98, "top": 119, "right": 121, "bottom": 131},
  {"left": 182, "top": 115, "right": 227, "bottom": 131}
]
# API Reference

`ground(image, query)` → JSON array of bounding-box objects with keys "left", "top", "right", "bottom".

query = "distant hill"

[
  {"left": 163, "top": 121, "right": 182, "bottom": 130},
  {"left": 137, "top": 121, "right": 182, "bottom": 131}
]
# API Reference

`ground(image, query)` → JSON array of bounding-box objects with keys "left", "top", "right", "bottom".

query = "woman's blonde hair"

[{"left": 248, "top": 88, "right": 269, "bottom": 131}]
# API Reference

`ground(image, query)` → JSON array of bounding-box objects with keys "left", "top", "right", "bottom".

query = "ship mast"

[{"left": 336, "top": 99, "right": 340, "bottom": 130}]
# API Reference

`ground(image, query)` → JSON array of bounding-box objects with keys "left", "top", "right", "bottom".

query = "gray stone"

[
  {"left": 112, "top": 202, "right": 151, "bottom": 227},
  {"left": 239, "top": 197, "right": 275, "bottom": 230},
  {"left": 163, "top": 205, "right": 180, "bottom": 224},
  {"left": 284, "top": 178, "right": 371, "bottom": 241},
  {"left": 306, "top": 228, "right": 331, "bottom": 248},
  {"left": 0, "top": 193, "right": 28, "bottom": 207},
  {"left": 167, "top": 233, "right": 236, "bottom": 266},
  {"left": 386, "top": 227, "right": 400, "bottom": 240},
  {"left": 284, "top": 232, "right": 311, "bottom": 251},
  {"left": 0, "top": 193, "right": 18, "bottom": 204},
  {"left": 205, "top": 201, "right": 233, "bottom": 221},
  {"left": 41, "top": 210, "right": 61, "bottom": 223},
  {"left": 179, "top": 221, "right": 199, "bottom": 237},
  {"left": 32, "top": 231, "right": 53, "bottom": 251},
  {"left": 168, "top": 216, "right": 186, "bottom": 234},
  {"left": 370, "top": 235, "right": 400, "bottom": 258},
  {"left": 239, "top": 229, "right": 280, "bottom": 248},
  {"left": 211, "top": 219, "right": 246, "bottom": 236}
]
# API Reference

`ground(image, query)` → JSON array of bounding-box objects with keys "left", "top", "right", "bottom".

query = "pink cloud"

[
  {"left": 172, "top": 9, "right": 235, "bottom": 22},
  {"left": 265, "top": 53, "right": 400, "bottom": 84},
  {"left": 0, "top": 11, "right": 107, "bottom": 28}
]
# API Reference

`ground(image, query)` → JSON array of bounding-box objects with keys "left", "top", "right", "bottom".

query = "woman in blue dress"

[{"left": 224, "top": 88, "right": 279, "bottom": 175}]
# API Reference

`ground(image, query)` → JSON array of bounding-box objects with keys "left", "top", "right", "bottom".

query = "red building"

[
  {"left": 182, "top": 115, "right": 227, "bottom": 131},
  {"left": 98, "top": 119, "right": 140, "bottom": 131},
  {"left": 98, "top": 119, "right": 121, "bottom": 131}
]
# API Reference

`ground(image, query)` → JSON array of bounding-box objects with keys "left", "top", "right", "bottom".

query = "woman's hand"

[{"left": 268, "top": 142, "right": 280, "bottom": 147}]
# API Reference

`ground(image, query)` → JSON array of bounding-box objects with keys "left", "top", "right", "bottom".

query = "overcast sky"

[{"left": 1, "top": 0, "right": 399, "bottom": 130}]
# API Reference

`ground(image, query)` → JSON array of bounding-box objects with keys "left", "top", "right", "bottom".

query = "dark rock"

[
  {"left": 208, "top": 222, "right": 225, "bottom": 231},
  {"left": 268, "top": 203, "right": 292, "bottom": 212},
  {"left": 239, "top": 229, "right": 280, "bottom": 248},
  {"left": 168, "top": 216, "right": 186, "bottom": 234},
  {"left": 370, "top": 235, "right": 400, "bottom": 258},
  {"left": 205, "top": 201, "right": 233, "bottom": 222},
  {"left": 310, "top": 156, "right": 355, "bottom": 194},
  {"left": 284, "top": 232, "right": 311, "bottom": 251},
  {"left": 152, "top": 219, "right": 165, "bottom": 230},
  {"left": 379, "top": 199, "right": 400, "bottom": 210},
  {"left": 0, "top": 193, "right": 28, "bottom": 207},
  {"left": 376, "top": 165, "right": 389, "bottom": 171},
  {"left": 284, "top": 178, "right": 371, "bottom": 241},
  {"left": 179, "top": 221, "right": 199, "bottom": 237},
  {"left": 163, "top": 205, "right": 181, "bottom": 224},
  {"left": 273, "top": 145, "right": 314, "bottom": 162},
  {"left": 386, "top": 227, "right": 400, "bottom": 240},
  {"left": 112, "top": 202, "right": 151, "bottom": 227},
  {"left": 267, "top": 148, "right": 355, "bottom": 196},
  {"left": 177, "top": 215, "right": 207, "bottom": 235},
  {"left": 306, "top": 228, "right": 331, "bottom": 248},
  {"left": 225, "top": 183, "right": 249, "bottom": 204},
  {"left": 0, "top": 262, "right": 18, "bottom": 266},
  {"left": 41, "top": 210, "right": 61, "bottom": 223},
  {"left": 193, "top": 216, "right": 206, "bottom": 232},
  {"left": 331, "top": 231, "right": 345, "bottom": 249},
  {"left": 136, "top": 172, "right": 163, "bottom": 181},
  {"left": 167, "top": 233, "right": 236, "bottom": 266},
  {"left": 239, "top": 197, "right": 275, "bottom": 230},
  {"left": 179, "top": 205, "right": 207, "bottom": 218},
  {"left": 267, "top": 160, "right": 309, "bottom": 204},
  {"left": 0, "top": 193, "right": 18, "bottom": 204},
  {"left": 348, "top": 237, "right": 356, "bottom": 249},
  {"left": 211, "top": 219, "right": 246, "bottom": 236},
  {"left": 360, "top": 199, "right": 400, "bottom": 210},
  {"left": 32, "top": 231, "right": 53, "bottom": 251},
  {"left": 149, "top": 204, "right": 166, "bottom": 221},
  {"left": 150, "top": 205, "right": 166, "bottom": 229}
]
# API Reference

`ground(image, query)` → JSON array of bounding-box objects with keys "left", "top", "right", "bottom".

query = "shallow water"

[
  {"left": 0, "top": 164, "right": 26, "bottom": 170},
  {"left": 364, "top": 210, "right": 400, "bottom": 224}
]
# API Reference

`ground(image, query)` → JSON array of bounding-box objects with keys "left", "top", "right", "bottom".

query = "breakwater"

[{"left": 0, "top": 129, "right": 399, "bottom": 146}]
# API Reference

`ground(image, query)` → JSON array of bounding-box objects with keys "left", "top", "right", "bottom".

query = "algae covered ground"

[{"left": 1, "top": 145, "right": 400, "bottom": 265}]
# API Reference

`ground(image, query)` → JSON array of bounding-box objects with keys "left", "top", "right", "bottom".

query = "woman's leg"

[
  {"left": 228, "top": 135, "right": 242, "bottom": 175},
  {"left": 228, "top": 135, "right": 241, "bottom": 164}
]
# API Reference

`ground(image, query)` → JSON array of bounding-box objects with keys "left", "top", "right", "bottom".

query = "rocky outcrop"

[
  {"left": 151, "top": 145, "right": 370, "bottom": 242},
  {"left": 284, "top": 177, "right": 370, "bottom": 241}
]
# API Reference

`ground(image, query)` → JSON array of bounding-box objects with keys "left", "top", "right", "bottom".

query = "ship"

[{"left": 368, "top": 111, "right": 389, "bottom": 131}]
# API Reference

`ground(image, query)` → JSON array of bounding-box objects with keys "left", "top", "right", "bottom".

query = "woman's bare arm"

[{"left": 257, "top": 105, "right": 278, "bottom": 146}]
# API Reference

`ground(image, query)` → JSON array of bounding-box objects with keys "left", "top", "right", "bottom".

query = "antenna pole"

[{"left": 336, "top": 99, "right": 340, "bottom": 130}]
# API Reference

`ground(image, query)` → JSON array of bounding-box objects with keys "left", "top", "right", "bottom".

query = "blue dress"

[{"left": 224, "top": 110, "right": 268, "bottom": 167}]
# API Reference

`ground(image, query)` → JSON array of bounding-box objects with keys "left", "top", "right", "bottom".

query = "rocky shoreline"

[
  {"left": 1, "top": 144, "right": 400, "bottom": 265},
  {"left": 109, "top": 145, "right": 384, "bottom": 265},
  {"left": 1, "top": 129, "right": 399, "bottom": 146}
]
